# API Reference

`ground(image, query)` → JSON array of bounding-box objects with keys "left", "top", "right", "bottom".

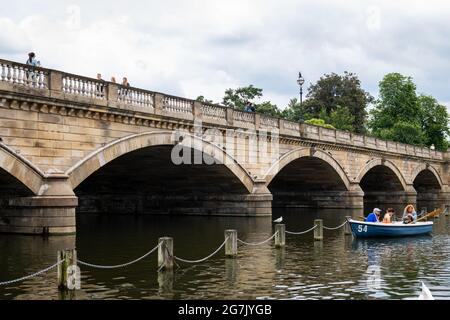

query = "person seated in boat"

[
  {"left": 382, "top": 208, "right": 395, "bottom": 223},
  {"left": 402, "top": 204, "right": 417, "bottom": 224},
  {"left": 366, "top": 208, "right": 381, "bottom": 222}
]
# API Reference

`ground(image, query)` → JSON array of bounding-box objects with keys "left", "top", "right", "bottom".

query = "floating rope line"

[
  {"left": 237, "top": 231, "right": 278, "bottom": 246},
  {"left": 285, "top": 225, "right": 317, "bottom": 235},
  {"left": 0, "top": 260, "right": 63, "bottom": 286},
  {"left": 78, "top": 243, "right": 160, "bottom": 269},
  {"left": 323, "top": 221, "right": 348, "bottom": 230},
  {"left": 174, "top": 237, "right": 228, "bottom": 264}
]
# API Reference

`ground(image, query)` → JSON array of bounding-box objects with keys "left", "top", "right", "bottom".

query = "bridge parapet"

[{"left": 0, "top": 58, "right": 445, "bottom": 161}]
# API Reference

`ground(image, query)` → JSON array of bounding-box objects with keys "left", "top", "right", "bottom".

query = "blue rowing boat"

[{"left": 347, "top": 218, "right": 433, "bottom": 238}]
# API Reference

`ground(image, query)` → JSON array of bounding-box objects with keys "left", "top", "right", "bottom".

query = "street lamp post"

[{"left": 297, "top": 72, "right": 305, "bottom": 106}]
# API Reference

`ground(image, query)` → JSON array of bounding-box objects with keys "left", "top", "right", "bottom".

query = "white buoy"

[
  {"left": 418, "top": 281, "right": 434, "bottom": 300},
  {"left": 273, "top": 216, "right": 283, "bottom": 223}
]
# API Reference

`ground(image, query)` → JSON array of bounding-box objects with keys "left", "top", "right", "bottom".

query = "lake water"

[{"left": 1, "top": 209, "right": 450, "bottom": 300}]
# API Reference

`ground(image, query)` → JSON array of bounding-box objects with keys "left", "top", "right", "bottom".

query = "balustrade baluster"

[
  {"left": 17, "top": 67, "right": 23, "bottom": 84},
  {"left": 6, "top": 65, "right": 12, "bottom": 82},
  {"left": 1, "top": 64, "right": 5, "bottom": 81},
  {"left": 12, "top": 66, "right": 18, "bottom": 83},
  {"left": 38, "top": 71, "right": 44, "bottom": 88}
]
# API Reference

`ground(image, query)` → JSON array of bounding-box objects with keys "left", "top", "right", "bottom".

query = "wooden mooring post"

[
  {"left": 275, "top": 224, "right": 285, "bottom": 248},
  {"left": 57, "top": 248, "right": 78, "bottom": 290},
  {"left": 158, "top": 237, "right": 173, "bottom": 271},
  {"left": 225, "top": 230, "right": 237, "bottom": 258},
  {"left": 314, "top": 219, "right": 323, "bottom": 241}
]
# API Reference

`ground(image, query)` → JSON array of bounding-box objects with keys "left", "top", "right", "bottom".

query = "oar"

[{"left": 407, "top": 208, "right": 441, "bottom": 224}]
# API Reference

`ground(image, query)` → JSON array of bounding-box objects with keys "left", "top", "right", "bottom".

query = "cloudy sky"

[{"left": 1, "top": 0, "right": 450, "bottom": 109}]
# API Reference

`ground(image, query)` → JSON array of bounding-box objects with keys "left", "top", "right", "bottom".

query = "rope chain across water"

[
  {"left": 285, "top": 225, "right": 317, "bottom": 235},
  {"left": 323, "top": 221, "right": 348, "bottom": 230},
  {"left": 237, "top": 231, "right": 278, "bottom": 246},
  {"left": 78, "top": 243, "right": 160, "bottom": 269},
  {"left": 0, "top": 260, "right": 63, "bottom": 286},
  {"left": 174, "top": 237, "right": 228, "bottom": 264}
]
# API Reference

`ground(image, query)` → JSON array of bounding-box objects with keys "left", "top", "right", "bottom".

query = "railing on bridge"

[
  {"left": 0, "top": 60, "right": 48, "bottom": 89},
  {"left": 0, "top": 58, "right": 444, "bottom": 160}
]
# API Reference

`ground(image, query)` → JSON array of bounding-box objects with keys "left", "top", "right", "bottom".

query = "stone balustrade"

[
  {"left": 62, "top": 73, "right": 105, "bottom": 99},
  {"left": 0, "top": 59, "right": 48, "bottom": 89},
  {"left": 118, "top": 86, "right": 154, "bottom": 109},
  {"left": 0, "top": 58, "right": 444, "bottom": 160}
]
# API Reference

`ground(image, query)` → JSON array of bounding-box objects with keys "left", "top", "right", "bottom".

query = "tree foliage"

[
  {"left": 369, "top": 73, "right": 449, "bottom": 150},
  {"left": 418, "top": 95, "right": 449, "bottom": 151},
  {"left": 282, "top": 72, "right": 372, "bottom": 132},
  {"left": 304, "top": 118, "right": 335, "bottom": 129},
  {"left": 223, "top": 85, "right": 281, "bottom": 117},
  {"left": 196, "top": 95, "right": 213, "bottom": 104}
]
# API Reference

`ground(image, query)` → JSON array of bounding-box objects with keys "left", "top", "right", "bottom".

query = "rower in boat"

[
  {"left": 366, "top": 208, "right": 382, "bottom": 222},
  {"left": 382, "top": 208, "right": 395, "bottom": 223},
  {"left": 402, "top": 204, "right": 417, "bottom": 224}
]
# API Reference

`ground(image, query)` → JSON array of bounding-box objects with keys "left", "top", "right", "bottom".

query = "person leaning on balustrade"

[
  {"left": 26, "top": 52, "right": 40, "bottom": 67},
  {"left": 25, "top": 52, "right": 41, "bottom": 85}
]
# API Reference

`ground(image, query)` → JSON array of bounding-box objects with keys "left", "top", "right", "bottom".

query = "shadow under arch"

[
  {"left": 263, "top": 147, "right": 351, "bottom": 190},
  {"left": 410, "top": 163, "right": 443, "bottom": 188},
  {"left": 357, "top": 159, "right": 412, "bottom": 214},
  {"left": 67, "top": 131, "right": 255, "bottom": 193},
  {"left": 264, "top": 147, "right": 360, "bottom": 210},
  {"left": 356, "top": 158, "right": 408, "bottom": 191},
  {"left": 411, "top": 164, "right": 444, "bottom": 211}
]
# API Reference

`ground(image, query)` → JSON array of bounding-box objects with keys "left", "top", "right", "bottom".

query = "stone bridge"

[{"left": 1, "top": 58, "right": 449, "bottom": 234}]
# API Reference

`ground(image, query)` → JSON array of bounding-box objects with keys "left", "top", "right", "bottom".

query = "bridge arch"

[
  {"left": 264, "top": 147, "right": 358, "bottom": 209},
  {"left": 356, "top": 158, "right": 408, "bottom": 191},
  {"left": 410, "top": 163, "right": 443, "bottom": 189},
  {"left": 264, "top": 147, "right": 351, "bottom": 190},
  {"left": 66, "top": 131, "right": 255, "bottom": 193},
  {"left": 0, "top": 142, "right": 44, "bottom": 195}
]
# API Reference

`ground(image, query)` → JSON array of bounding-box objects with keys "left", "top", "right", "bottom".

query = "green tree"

[
  {"left": 305, "top": 72, "right": 373, "bottom": 132},
  {"left": 255, "top": 101, "right": 281, "bottom": 117},
  {"left": 418, "top": 95, "right": 449, "bottom": 151},
  {"left": 282, "top": 98, "right": 316, "bottom": 122},
  {"left": 319, "top": 105, "right": 355, "bottom": 132},
  {"left": 222, "top": 85, "right": 263, "bottom": 110},
  {"left": 222, "top": 85, "right": 281, "bottom": 117},
  {"left": 369, "top": 73, "right": 449, "bottom": 150},
  {"left": 376, "top": 122, "right": 426, "bottom": 146},
  {"left": 305, "top": 118, "right": 335, "bottom": 129},
  {"left": 370, "top": 73, "right": 420, "bottom": 129},
  {"left": 196, "top": 95, "right": 213, "bottom": 104}
]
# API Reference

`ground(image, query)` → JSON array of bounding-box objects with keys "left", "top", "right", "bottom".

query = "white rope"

[
  {"left": 286, "top": 225, "right": 317, "bottom": 235},
  {"left": 237, "top": 231, "right": 278, "bottom": 246},
  {"left": 0, "top": 260, "right": 63, "bottom": 286},
  {"left": 78, "top": 243, "right": 160, "bottom": 269},
  {"left": 174, "top": 238, "right": 228, "bottom": 264},
  {"left": 323, "top": 221, "right": 348, "bottom": 230}
]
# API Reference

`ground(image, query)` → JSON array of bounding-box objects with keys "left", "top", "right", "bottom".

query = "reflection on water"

[{"left": 1, "top": 209, "right": 450, "bottom": 300}]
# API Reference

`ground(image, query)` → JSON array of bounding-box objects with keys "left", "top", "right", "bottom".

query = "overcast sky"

[{"left": 1, "top": 0, "right": 450, "bottom": 109}]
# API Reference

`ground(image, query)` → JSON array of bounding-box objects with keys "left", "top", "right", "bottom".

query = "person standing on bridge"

[
  {"left": 26, "top": 52, "right": 40, "bottom": 67},
  {"left": 244, "top": 101, "right": 255, "bottom": 112},
  {"left": 122, "top": 77, "right": 130, "bottom": 87}
]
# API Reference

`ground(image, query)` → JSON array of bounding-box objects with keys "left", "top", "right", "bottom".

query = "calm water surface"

[{"left": 1, "top": 209, "right": 450, "bottom": 300}]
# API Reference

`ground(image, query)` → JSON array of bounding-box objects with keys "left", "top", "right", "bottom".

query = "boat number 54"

[{"left": 357, "top": 225, "right": 368, "bottom": 233}]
